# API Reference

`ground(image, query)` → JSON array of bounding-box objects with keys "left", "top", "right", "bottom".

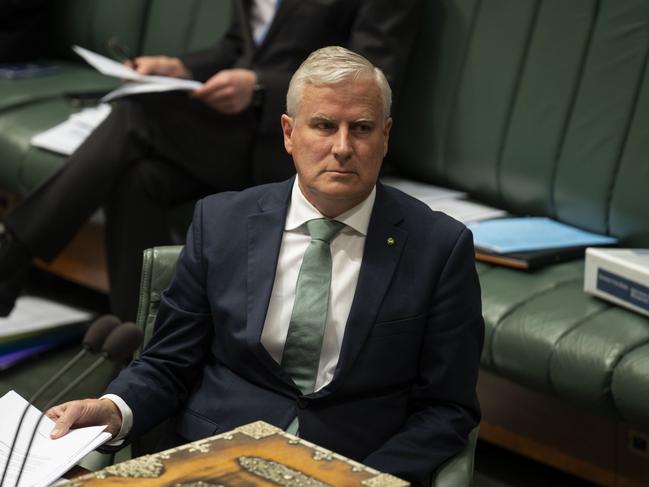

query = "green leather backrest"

[
  {"left": 48, "top": 0, "right": 230, "bottom": 60},
  {"left": 49, "top": 0, "right": 149, "bottom": 58},
  {"left": 391, "top": 0, "right": 649, "bottom": 246},
  {"left": 139, "top": 0, "right": 233, "bottom": 56},
  {"left": 135, "top": 245, "right": 182, "bottom": 354}
]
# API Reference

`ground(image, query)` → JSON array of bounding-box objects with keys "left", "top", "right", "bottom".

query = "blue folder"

[{"left": 468, "top": 217, "right": 618, "bottom": 254}]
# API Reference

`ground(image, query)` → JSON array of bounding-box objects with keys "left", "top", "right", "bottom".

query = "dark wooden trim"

[{"left": 478, "top": 370, "right": 649, "bottom": 487}]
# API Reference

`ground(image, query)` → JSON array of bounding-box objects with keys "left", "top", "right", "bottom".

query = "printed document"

[
  {"left": 0, "top": 390, "right": 111, "bottom": 487},
  {"left": 427, "top": 198, "right": 507, "bottom": 223},
  {"left": 381, "top": 176, "right": 506, "bottom": 223},
  {"left": 382, "top": 177, "right": 466, "bottom": 201},
  {"left": 72, "top": 45, "right": 202, "bottom": 102},
  {"left": 31, "top": 104, "right": 112, "bottom": 156}
]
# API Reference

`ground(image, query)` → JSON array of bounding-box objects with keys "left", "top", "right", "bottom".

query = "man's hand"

[
  {"left": 192, "top": 69, "right": 257, "bottom": 114},
  {"left": 46, "top": 399, "right": 122, "bottom": 439},
  {"left": 126, "top": 55, "right": 192, "bottom": 79}
]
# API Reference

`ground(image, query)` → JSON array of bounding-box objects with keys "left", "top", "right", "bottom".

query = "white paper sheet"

[
  {"left": 381, "top": 176, "right": 466, "bottom": 200},
  {"left": 101, "top": 80, "right": 200, "bottom": 102},
  {"left": 72, "top": 45, "right": 202, "bottom": 101},
  {"left": 0, "top": 390, "right": 111, "bottom": 487},
  {"left": 0, "top": 296, "right": 93, "bottom": 338},
  {"left": 381, "top": 177, "right": 506, "bottom": 223},
  {"left": 30, "top": 104, "right": 112, "bottom": 156},
  {"left": 425, "top": 198, "right": 508, "bottom": 223}
]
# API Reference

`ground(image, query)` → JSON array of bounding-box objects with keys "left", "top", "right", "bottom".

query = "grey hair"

[{"left": 286, "top": 46, "right": 392, "bottom": 119}]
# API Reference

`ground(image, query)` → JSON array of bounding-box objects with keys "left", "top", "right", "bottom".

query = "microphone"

[
  {"left": 12, "top": 322, "right": 143, "bottom": 487},
  {"left": 0, "top": 315, "right": 120, "bottom": 487}
]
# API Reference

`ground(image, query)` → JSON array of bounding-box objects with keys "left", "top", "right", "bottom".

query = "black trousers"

[{"left": 6, "top": 92, "right": 292, "bottom": 320}]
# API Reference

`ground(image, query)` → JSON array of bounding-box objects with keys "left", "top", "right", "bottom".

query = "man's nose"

[{"left": 333, "top": 128, "right": 353, "bottom": 161}]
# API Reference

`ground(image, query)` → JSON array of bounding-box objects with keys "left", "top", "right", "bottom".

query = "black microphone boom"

[
  {"left": 12, "top": 322, "right": 143, "bottom": 487},
  {"left": 0, "top": 315, "right": 120, "bottom": 487}
]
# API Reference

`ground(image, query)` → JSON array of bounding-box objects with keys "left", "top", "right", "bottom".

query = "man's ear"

[
  {"left": 383, "top": 117, "right": 393, "bottom": 157},
  {"left": 281, "top": 114, "right": 294, "bottom": 154}
]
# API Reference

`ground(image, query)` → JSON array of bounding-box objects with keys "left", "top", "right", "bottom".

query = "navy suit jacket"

[{"left": 106, "top": 178, "right": 484, "bottom": 486}]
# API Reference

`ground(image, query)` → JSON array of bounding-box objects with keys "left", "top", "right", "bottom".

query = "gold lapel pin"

[{"left": 387, "top": 237, "right": 396, "bottom": 246}]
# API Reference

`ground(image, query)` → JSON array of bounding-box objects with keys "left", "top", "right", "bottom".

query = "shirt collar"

[{"left": 285, "top": 178, "right": 376, "bottom": 236}]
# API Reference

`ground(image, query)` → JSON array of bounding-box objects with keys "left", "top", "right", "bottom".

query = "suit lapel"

[
  {"left": 246, "top": 179, "right": 293, "bottom": 373},
  {"left": 255, "top": 0, "right": 301, "bottom": 54},
  {"left": 317, "top": 185, "right": 408, "bottom": 396},
  {"left": 235, "top": 0, "right": 255, "bottom": 65}
]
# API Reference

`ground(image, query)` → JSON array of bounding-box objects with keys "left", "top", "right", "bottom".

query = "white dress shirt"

[
  {"left": 250, "top": 0, "right": 280, "bottom": 45},
  {"left": 105, "top": 179, "right": 375, "bottom": 441},
  {"left": 261, "top": 180, "right": 375, "bottom": 391}
]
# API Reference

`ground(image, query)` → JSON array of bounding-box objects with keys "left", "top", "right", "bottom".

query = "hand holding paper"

[
  {"left": 127, "top": 55, "right": 192, "bottom": 79},
  {"left": 72, "top": 45, "right": 202, "bottom": 102},
  {"left": 47, "top": 398, "right": 122, "bottom": 440},
  {"left": 0, "top": 391, "right": 111, "bottom": 487}
]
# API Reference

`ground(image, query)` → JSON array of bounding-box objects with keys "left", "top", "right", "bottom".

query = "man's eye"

[
  {"left": 354, "top": 124, "right": 373, "bottom": 133},
  {"left": 315, "top": 122, "right": 335, "bottom": 130}
]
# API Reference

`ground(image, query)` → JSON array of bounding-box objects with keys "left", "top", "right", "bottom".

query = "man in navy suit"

[{"left": 47, "top": 46, "right": 484, "bottom": 487}]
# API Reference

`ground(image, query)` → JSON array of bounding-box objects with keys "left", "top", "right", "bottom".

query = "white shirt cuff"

[{"left": 100, "top": 394, "right": 133, "bottom": 445}]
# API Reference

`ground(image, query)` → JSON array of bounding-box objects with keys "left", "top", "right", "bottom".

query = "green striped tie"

[{"left": 281, "top": 218, "right": 345, "bottom": 394}]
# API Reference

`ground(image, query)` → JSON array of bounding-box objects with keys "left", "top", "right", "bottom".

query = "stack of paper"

[
  {"left": 382, "top": 176, "right": 507, "bottom": 223},
  {"left": 0, "top": 390, "right": 111, "bottom": 487}
]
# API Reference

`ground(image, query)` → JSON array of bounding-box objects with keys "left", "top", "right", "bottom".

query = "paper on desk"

[
  {"left": 0, "top": 296, "right": 93, "bottom": 338},
  {"left": 468, "top": 216, "right": 619, "bottom": 253},
  {"left": 425, "top": 198, "right": 508, "bottom": 223},
  {"left": 382, "top": 177, "right": 466, "bottom": 200},
  {"left": 380, "top": 177, "right": 506, "bottom": 223},
  {"left": 31, "top": 104, "right": 112, "bottom": 155},
  {"left": 0, "top": 390, "right": 111, "bottom": 487},
  {"left": 72, "top": 45, "right": 202, "bottom": 101}
]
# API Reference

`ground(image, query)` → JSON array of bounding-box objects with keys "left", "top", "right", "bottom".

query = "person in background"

[
  {"left": 46, "top": 46, "right": 484, "bottom": 487},
  {"left": 0, "top": 0, "right": 421, "bottom": 320}
]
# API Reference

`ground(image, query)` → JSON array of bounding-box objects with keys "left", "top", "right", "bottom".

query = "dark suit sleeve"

[
  {"left": 104, "top": 201, "right": 214, "bottom": 439},
  {"left": 362, "top": 228, "right": 484, "bottom": 486},
  {"left": 179, "top": 5, "right": 245, "bottom": 82}
]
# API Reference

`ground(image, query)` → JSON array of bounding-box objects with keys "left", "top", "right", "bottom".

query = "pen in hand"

[
  {"left": 105, "top": 36, "right": 191, "bottom": 79},
  {"left": 106, "top": 36, "right": 137, "bottom": 70}
]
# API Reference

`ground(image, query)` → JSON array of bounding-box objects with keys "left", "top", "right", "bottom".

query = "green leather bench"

[{"left": 389, "top": 0, "right": 649, "bottom": 484}]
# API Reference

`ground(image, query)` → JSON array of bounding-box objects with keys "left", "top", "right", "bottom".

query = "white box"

[{"left": 584, "top": 248, "right": 649, "bottom": 318}]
